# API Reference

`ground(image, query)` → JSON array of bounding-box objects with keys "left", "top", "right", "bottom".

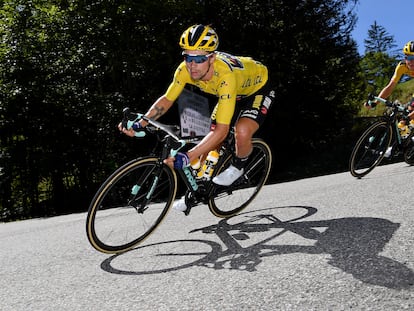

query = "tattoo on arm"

[{"left": 153, "top": 106, "right": 165, "bottom": 119}]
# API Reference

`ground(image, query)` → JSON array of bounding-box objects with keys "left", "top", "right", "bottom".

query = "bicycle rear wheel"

[
  {"left": 208, "top": 139, "right": 272, "bottom": 218},
  {"left": 86, "top": 157, "right": 177, "bottom": 254},
  {"left": 349, "top": 121, "right": 392, "bottom": 178},
  {"left": 404, "top": 132, "right": 414, "bottom": 165}
]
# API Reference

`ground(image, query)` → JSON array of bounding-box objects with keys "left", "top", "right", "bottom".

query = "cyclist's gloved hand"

[
  {"left": 173, "top": 152, "right": 190, "bottom": 169},
  {"left": 364, "top": 101, "right": 377, "bottom": 109},
  {"left": 126, "top": 120, "right": 146, "bottom": 137},
  {"left": 132, "top": 121, "right": 143, "bottom": 131}
]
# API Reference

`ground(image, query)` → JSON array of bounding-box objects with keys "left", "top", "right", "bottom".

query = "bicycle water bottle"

[
  {"left": 200, "top": 150, "right": 220, "bottom": 180},
  {"left": 190, "top": 158, "right": 201, "bottom": 170},
  {"left": 398, "top": 121, "right": 411, "bottom": 138},
  {"left": 190, "top": 158, "right": 202, "bottom": 178}
]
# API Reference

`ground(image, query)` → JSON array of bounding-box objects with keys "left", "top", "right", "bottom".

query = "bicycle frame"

[
  {"left": 175, "top": 130, "right": 236, "bottom": 205},
  {"left": 350, "top": 95, "right": 414, "bottom": 178},
  {"left": 123, "top": 108, "right": 232, "bottom": 205},
  {"left": 372, "top": 96, "right": 409, "bottom": 149}
]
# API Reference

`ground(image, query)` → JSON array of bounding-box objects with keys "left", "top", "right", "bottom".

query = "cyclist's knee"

[
  {"left": 235, "top": 118, "right": 258, "bottom": 140},
  {"left": 234, "top": 120, "right": 256, "bottom": 157}
]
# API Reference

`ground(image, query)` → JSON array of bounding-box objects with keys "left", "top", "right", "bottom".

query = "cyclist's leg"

[
  {"left": 234, "top": 117, "right": 259, "bottom": 158},
  {"left": 213, "top": 86, "right": 275, "bottom": 186},
  {"left": 234, "top": 85, "right": 275, "bottom": 161}
]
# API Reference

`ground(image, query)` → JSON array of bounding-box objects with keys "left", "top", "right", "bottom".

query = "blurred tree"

[
  {"left": 0, "top": 0, "right": 361, "bottom": 221},
  {"left": 356, "top": 21, "right": 399, "bottom": 114},
  {"left": 203, "top": 0, "right": 360, "bottom": 176},
  {"left": 364, "top": 21, "right": 397, "bottom": 54}
]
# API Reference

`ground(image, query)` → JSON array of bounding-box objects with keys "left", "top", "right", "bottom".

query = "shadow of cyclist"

[
  {"left": 312, "top": 217, "right": 412, "bottom": 289},
  {"left": 194, "top": 206, "right": 414, "bottom": 289},
  {"left": 100, "top": 206, "right": 414, "bottom": 289}
]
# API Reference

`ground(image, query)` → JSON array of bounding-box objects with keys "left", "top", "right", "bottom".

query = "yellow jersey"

[
  {"left": 391, "top": 61, "right": 414, "bottom": 83},
  {"left": 164, "top": 52, "right": 268, "bottom": 124}
]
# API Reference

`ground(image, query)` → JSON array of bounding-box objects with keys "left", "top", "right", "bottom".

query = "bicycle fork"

[{"left": 128, "top": 163, "right": 163, "bottom": 213}]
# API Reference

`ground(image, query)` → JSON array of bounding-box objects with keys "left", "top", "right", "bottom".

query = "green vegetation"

[
  {"left": 0, "top": 0, "right": 410, "bottom": 221},
  {"left": 394, "top": 79, "right": 414, "bottom": 102}
]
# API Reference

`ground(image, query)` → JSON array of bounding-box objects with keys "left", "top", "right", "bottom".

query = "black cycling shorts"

[{"left": 210, "top": 81, "right": 275, "bottom": 128}]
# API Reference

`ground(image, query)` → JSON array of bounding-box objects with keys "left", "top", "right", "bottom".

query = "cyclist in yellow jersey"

[
  {"left": 165, "top": 52, "right": 269, "bottom": 125},
  {"left": 119, "top": 24, "right": 275, "bottom": 211},
  {"left": 376, "top": 42, "right": 414, "bottom": 98},
  {"left": 366, "top": 41, "right": 414, "bottom": 156}
]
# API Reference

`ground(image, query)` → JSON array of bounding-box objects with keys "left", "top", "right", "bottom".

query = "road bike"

[
  {"left": 349, "top": 95, "right": 414, "bottom": 178},
  {"left": 86, "top": 108, "right": 272, "bottom": 254}
]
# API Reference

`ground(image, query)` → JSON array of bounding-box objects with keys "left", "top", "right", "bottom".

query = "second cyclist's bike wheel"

[{"left": 349, "top": 121, "right": 392, "bottom": 178}]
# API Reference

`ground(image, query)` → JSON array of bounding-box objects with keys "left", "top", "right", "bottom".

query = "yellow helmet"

[
  {"left": 403, "top": 41, "right": 414, "bottom": 55},
  {"left": 179, "top": 24, "right": 219, "bottom": 52}
]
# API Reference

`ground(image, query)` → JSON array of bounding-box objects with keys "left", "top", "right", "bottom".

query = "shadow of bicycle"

[{"left": 100, "top": 205, "right": 414, "bottom": 289}]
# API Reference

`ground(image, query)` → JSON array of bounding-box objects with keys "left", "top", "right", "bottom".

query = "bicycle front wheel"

[
  {"left": 86, "top": 157, "right": 177, "bottom": 254},
  {"left": 349, "top": 121, "right": 392, "bottom": 178},
  {"left": 208, "top": 139, "right": 272, "bottom": 218}
]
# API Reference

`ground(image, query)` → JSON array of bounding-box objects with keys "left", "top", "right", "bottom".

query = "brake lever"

[{"left": 122, "top": 107, "right": 131, "bottom": 129}]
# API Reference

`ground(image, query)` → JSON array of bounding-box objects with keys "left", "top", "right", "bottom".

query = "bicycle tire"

[
  {"left": 403, "top": 132, "right": 414, "bottom": 165},
  {"left": 349, "top": 121, "right": 392, "bottom": 178},
  {"left": 208, "top": 139, "right": 272, "bottom": 218},
  {"left": 86, "top": 157, "right": 177, "bottom": 254}
]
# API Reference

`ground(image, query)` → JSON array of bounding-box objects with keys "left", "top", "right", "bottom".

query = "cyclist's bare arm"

[
  {"left": 163, "top": 122, "right": 229, "bottom": 168},
  {"left": 143, "top": 95, "right": 174, "bottom": 123},
  {"left": 365, "top": 80, "right": 397, "bottom": 109},
  {"left": 188, "top": 123, "right": 229, "bottom": 160},
  {"left": 377, "top": 80, "right": 397, "bottom": 101}
]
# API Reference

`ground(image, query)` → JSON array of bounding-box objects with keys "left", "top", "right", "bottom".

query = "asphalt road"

[{"left": 1, "top": 162, "right": 413, "bottom": 310}]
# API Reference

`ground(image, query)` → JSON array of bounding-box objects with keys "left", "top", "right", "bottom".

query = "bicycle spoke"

[
  {"left": 208, "top": 139, "right": 271, "bottom": 218},
  {"left": 350, "top": 122, "right": 391, "bottom": 178},
  {"left": 86, "top": 158, "right": 177, "bottom": 253},
  {"left": 404, "top": 144, "right": 414, "bottom": 165}
]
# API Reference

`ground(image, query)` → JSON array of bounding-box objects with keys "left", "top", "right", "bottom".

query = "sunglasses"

[
  {"left": 182, "top": 52, "right": 213, "bottom": 64},
  {"left": 405, "top": 55, "right": 414, "bottom": 61}
]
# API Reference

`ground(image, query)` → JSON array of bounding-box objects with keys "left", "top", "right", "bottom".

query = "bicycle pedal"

[
  {"left": 184, "top": 206, "right": 192, "bottom": 216},
  {"left": 183, "top": 202, "right": 200, "bottom": 216},
  {"left": 183, "top": 198, "right": 199, "bottom": 216}
]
